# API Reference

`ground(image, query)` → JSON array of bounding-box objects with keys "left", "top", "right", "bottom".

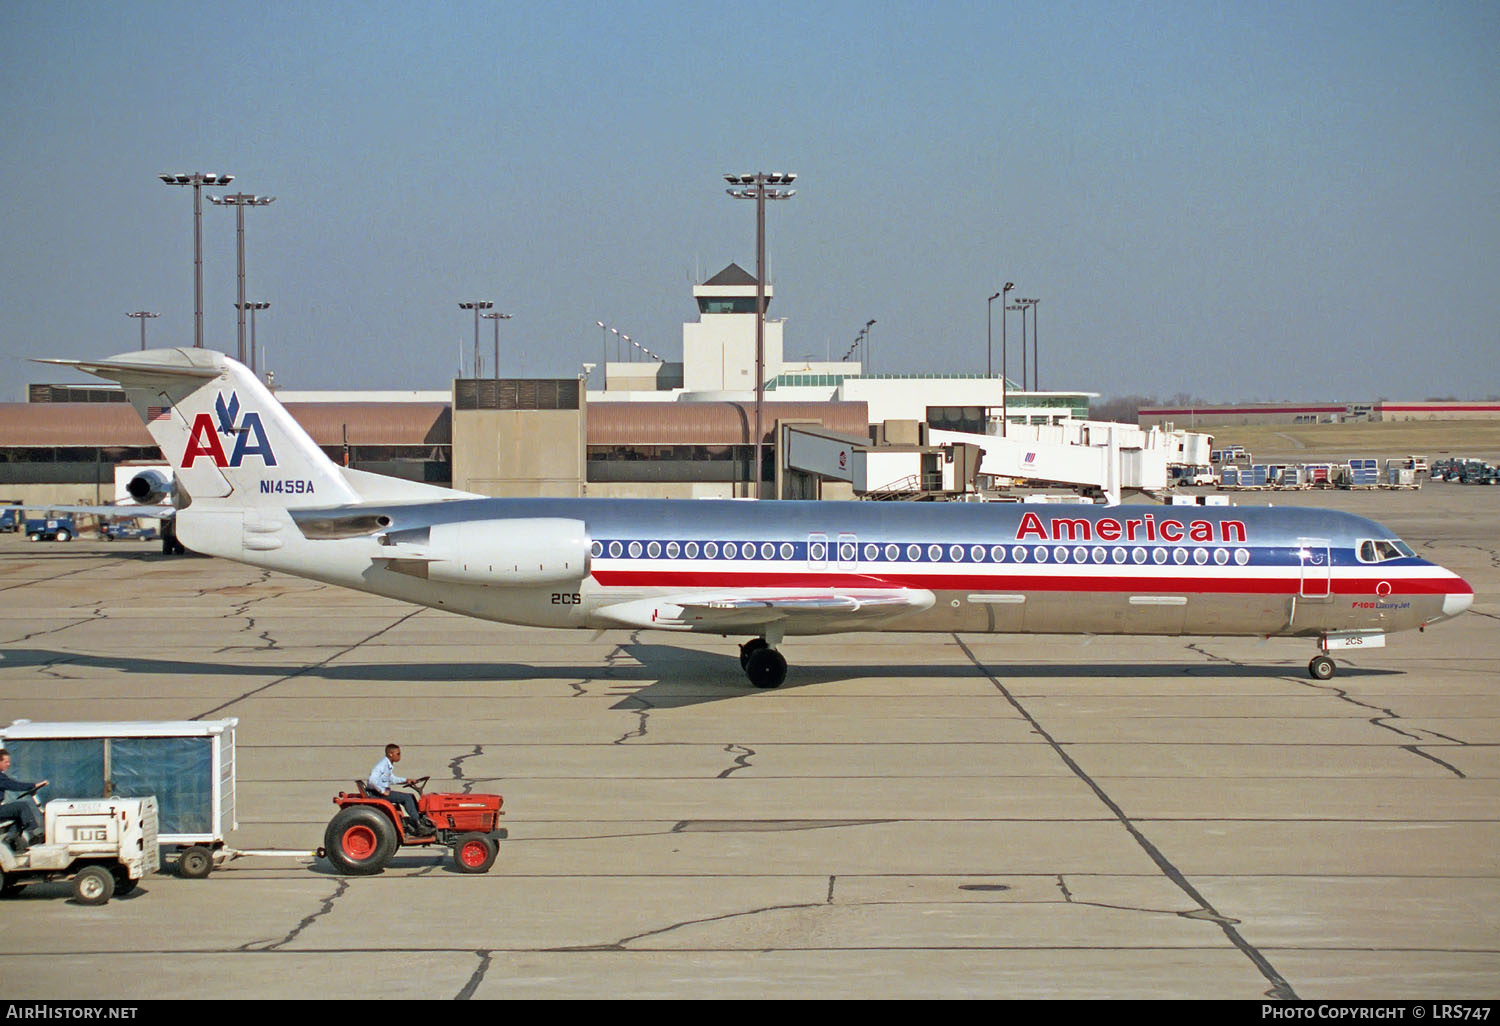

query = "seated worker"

[
  {"left": 0, "top": 748, "right": 48, "bottom": 852},
  {"left": 367, "top": 744, "right": 432, "bottom": 835}
]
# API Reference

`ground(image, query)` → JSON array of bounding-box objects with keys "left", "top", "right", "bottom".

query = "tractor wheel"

[
  {"left": 177, "top": 846, "right": 213, "bottom": 879},
  {"left": 452, "top": 833, "right": 498, "bottom": 874},
  {"left": 73, "top": 865, "right": 115, "bottom": 906},
  {"left": 324, "top": 806, "right": 398, "bottom": 875}
]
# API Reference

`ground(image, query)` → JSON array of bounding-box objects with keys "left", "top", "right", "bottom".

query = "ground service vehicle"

[
  {"left": 0, "top": 791, "right": 159, "bottom": 904},
  {"left": 0, "top": 719, "right": 240, "bottom": 878},
  {"left": 320, "top": 776, "right": 506, "bottom": 875},
  {"left": 24, "top": 513, "right": 77, "bottom": 542},
  {"left": 101, "top": 518, "right": 160, "bottom": 541}
]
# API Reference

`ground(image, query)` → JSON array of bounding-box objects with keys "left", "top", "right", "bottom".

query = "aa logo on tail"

[{"left": 182, "top": 392, "right": 278, "bottom": 468}]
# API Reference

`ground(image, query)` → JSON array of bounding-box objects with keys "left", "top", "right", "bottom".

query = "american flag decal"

[{"left": 147, "top": 405, "right": 170, "bottom": 421}]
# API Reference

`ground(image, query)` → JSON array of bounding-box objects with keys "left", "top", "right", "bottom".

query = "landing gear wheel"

[
  {"left": 177, "top": 845, "right": 213, "bottom": 879},
  {"left": 745, "top": 647, "right": 788, "bottom": 689},
  {"left": 1309, "top": 655, "right": 1336, "bottom": 681},
  {"left": 739, "top": 638, "right": 769, "bottom": 670},
  {"left": 323, "top": 806, "right": 398, "bottom": 875},
  {"left": 73, "top": 865, "right": 115, "bottom": 906},
  {"left": 452, "top": 833, "right": 499, "bottom": 873}
]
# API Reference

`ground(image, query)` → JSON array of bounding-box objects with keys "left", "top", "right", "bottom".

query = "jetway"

[{"left": 929, "top": 420, "right": 1208, "bottom": 505}]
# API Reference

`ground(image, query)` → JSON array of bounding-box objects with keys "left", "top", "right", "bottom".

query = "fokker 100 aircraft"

[{"left": 43, "top": 349, "right": 1473, "bottom": 688}]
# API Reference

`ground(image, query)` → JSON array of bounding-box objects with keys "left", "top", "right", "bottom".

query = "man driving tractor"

[{"left": 367, "top": 744, "right": 433, "bottom": 835}]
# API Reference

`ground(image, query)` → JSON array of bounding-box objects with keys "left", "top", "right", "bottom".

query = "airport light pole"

[
  {"left": 1015, "top": 298, "right": 1039, "bottom": 391},
  {"left": 158, "top": 172, "right": 234, "bottom": 348},
  {"left": 481, "top": 311, "right": 511, "bottom": 379},
  {"left": 237, "top": 301, "right": 270, "bottom": 376},
  {"left": 126, "top": 311, "right": 160, "bottom": 351},
  {"left": 595, "top": 321, "right": 608, "bottom": 369},
  {"left": 724, "top": 171, "right": 797, "bottom": 499},
  {"left": 987, "top": 292, "right": 1000, "bottom": 378},
  {"left": 999, "top": 282, "right": 1015, "bottom": 436},
  {"left": 1020, "top": 298, "right": 1041, "bottom": 390},
  {"left": 458, "top": 301, "right": 493, "bottom": 377},
  {"left": 1006, "top": 302, "right": 1026, "bottom": 434},
  {"left": 209, "top": 193, "right": 276, "bottom": 364}
]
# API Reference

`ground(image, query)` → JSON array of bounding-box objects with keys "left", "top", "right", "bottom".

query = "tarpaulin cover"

[{"left": 7, "top": 736, "right": 212, "bottom": 835}]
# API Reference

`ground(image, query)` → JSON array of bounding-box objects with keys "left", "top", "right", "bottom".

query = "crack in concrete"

[
  {"left": 1302, "top": 679, "right": 1469, "bottom": 778},
  {"left": 448, "top": 745, "right": 482, "bottom": 794},
  {"left": 243, "top": 878, "right": 349, "bottom": 951},
  {"left": 717, "top": 743, "right": 754, "bottom": 778},
  {"left": 0, "top": 559, "right": 115, "bottom": 594},
  {"left": 191, "top": 608, "right": 427, "bottom": 721},
  {"left": 1056, "top": 873, "right": 1223, "bottom": 920},
  {"left": 0, "top": 617, "right": 100, "bottom": 647},
  {"left": 566, "top": 901, "right": 829, "bottom": 951},
  {"left": 455, "top": 949, "right": 492, "bottom": 1000},
  {"left": 954, "top": 634, "right": 1298, "bottom": 1001}
]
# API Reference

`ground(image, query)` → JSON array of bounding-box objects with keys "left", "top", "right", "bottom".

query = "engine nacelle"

[
  {"left": 425, "top": 518, "right": 589, "bottom": 587},
  {"left": 126, "top": 468, "right": 174, "bottom": 504}
]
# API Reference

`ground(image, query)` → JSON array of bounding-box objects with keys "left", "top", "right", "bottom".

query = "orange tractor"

[{"left": 319, "top": 776, "right": 506, "bottom": 875}]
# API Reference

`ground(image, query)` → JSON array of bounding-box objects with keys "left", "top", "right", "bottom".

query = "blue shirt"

[
  {"left": 0, "top": 770, "right": 38, "bottom": 804},
  {"left": 368, "top": 756, "right": 405, "bottom": 795}
]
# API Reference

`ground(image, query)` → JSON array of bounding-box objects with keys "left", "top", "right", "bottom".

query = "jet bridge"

[{"left": 928, "top": 420, "right": 1202, "bottom": 504}]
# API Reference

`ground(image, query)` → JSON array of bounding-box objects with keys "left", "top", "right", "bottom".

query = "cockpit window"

[{"left": 1358, "top": 539, "right": 1414, "bottom": 563}]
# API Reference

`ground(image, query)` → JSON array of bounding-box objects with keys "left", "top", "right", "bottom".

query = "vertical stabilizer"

[{"left": 38, "top": 348, "right": 360, "bottom": 510}]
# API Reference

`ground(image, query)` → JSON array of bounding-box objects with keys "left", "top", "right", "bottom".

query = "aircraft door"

[
  {"left": 1298, "top": 540, "right": 1332, "bottom": 599},
  {"left": 808, "top": 533, "right": 828, "bottom": 569}
]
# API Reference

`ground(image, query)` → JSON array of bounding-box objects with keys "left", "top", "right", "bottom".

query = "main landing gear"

[{"left": 739, "top": 637, "right": 788, "bottom": 689}]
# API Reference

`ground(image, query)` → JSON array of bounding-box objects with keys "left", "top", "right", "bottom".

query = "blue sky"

[{"left": 2, "top": 0, "right": 1496, "bottom": 402}]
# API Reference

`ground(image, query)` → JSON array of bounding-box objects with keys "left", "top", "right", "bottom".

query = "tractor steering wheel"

[{"left": 405, "top": 775, "right": 430, "bottom": 796}]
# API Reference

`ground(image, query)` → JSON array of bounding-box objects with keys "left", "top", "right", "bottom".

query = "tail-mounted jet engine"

[
  {"left": 125, "top": 468, "right": 174, "bottom": 504},
  {"left": 420, "top": 518, "right": 590, "bottom": 587}
]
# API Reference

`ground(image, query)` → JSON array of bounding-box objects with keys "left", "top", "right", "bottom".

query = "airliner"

[{"left": 41, "top": 349, "right": 1473, "bottom": 688}]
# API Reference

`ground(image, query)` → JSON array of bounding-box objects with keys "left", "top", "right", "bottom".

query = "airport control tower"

[{"left": 681, "top": 262, "right": 785, "bottom": 394}]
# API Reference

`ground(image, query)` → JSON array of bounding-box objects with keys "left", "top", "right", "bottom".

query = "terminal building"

[{"left": 3, "top": 263, "right": 1093, "bottom": 508}]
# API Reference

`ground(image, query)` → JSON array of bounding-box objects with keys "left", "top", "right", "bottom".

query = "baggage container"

[{"left": 1, "top": 719, "right": 237, "bottom": 877}]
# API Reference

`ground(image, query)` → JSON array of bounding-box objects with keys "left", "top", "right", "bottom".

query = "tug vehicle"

[{"left": 0, "top": 788, "right": 159, "bottom": 905}]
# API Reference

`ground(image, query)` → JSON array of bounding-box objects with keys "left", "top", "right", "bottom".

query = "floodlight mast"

[
  {"left": 723, "top": 171, "right": 797, "bottom": 499},
  {"left": 999, "top": 282, "right": 1014, "bottom": 435},
  {"left": 209, "top": 193, "right": 276, "bottom": 363},
  {"left": 482, "top": 311, "right": 512, "bottom": 380},
  {"left": 458, "top": 301, "right": 493, "bottom": 377},
  {"left": 158, "top": 172, "right": 234, "bottom": 348},
  {"left": 126, "top": 311, "right": 160, "bottom": 351},
  {"left": 236, "top": 301, "right": 270, "bottom": 376}
]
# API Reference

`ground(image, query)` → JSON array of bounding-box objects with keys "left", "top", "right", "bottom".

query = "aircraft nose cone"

[{"left": 1443, "top": 586, "right": 1474, "bottom": 619}]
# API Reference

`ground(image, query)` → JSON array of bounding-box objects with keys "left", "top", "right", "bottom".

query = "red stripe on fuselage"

[{"left": 588, "top": 568, "right": 1469, "bottom": 596}]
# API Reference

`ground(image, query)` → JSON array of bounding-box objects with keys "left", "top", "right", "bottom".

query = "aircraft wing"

[
  {"left": 9, "top": 504, "right": 175, "bottom": 519},
  {"left": 594, "top": 589, "right": 935, "bottom": 632}
]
